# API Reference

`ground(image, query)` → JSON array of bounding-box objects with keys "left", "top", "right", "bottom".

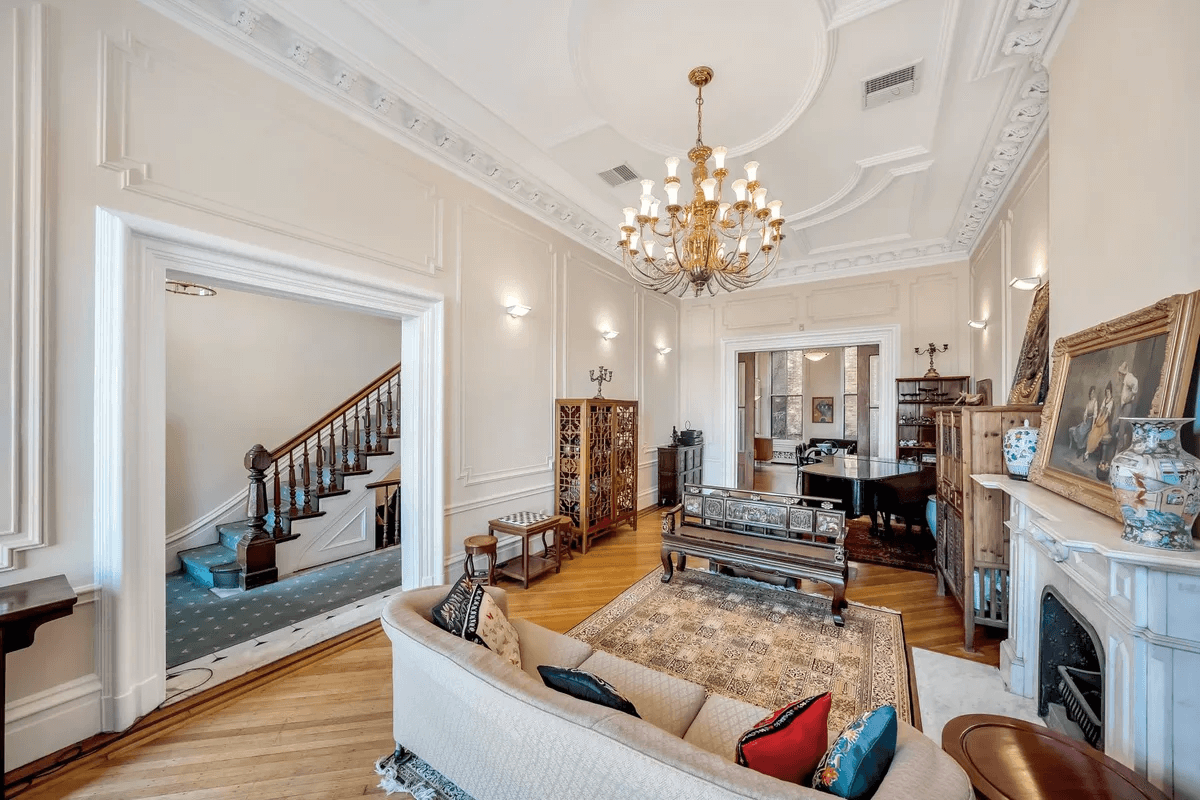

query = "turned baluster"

[
  {"left": 354, "top": 411, "right": 363, "bottom": 469},
  {"left": 386, "top": 377, "right": 396, "bottom": 435},
  {"left": 376, "top": 397, "right": 385, "bottom": 449},
  {"left": 340, "top": 412, "right": 350, "bottom": 473},
  {"left": 315, "top": 432, "right": 325, "bottom": 494},
  {"left": 328, "top": 422, "right": 338, "bottom": 490},
  {"left": 271, "top": 465, "right": 283, "bottom": 537},
  {"left": 287, "top": 451, "right": 298, "bottom": 517},
  {"left": 301, "top": 439, "right": 313, "bottom": 514},
  {"left": 239, "top": 444, "right": 278, "bottom": 589}
]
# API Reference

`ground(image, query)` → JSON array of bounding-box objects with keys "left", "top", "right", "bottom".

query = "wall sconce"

[
  {"left": 1009, "top": 275, "right": 1042, "bottom": 291},
  {"left": 657, "top": 346, "right": 672, "bottom": 355},
  {"left": 601, "top": 330, "right": 619, "bottom": 340},
  {"left": 506, "top": 303, "right": 531, "bottom": 318},
  {"left": 967, "top": 319, "right": 988, "bottom": 329}
]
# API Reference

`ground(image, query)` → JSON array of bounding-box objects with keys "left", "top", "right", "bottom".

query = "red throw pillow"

[{"left": 736, "top": 693, "right": 832, "bottom": 784}]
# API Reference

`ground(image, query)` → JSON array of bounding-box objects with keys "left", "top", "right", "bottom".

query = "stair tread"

[{"left": 179, "top": 543, "right": 239, "bottom": 569}]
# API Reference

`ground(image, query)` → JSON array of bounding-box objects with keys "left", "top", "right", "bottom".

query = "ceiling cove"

[{"left": 139, "top": 0, "right": 1076, "bottom": 290}]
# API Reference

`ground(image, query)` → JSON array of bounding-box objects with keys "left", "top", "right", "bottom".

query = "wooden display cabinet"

[
  {"left": 896, "top": 376, "right": 969, "bottom": 462},
  {"left": 554, "top": 399, "right": 639, "bottom": 554},
  {"left": 933, "top": 403, "right": 1042, "bottom": 651}
]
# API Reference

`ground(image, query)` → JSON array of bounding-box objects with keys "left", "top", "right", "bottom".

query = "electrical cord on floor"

[{"left": 5, "top": 667, "right": 216, "bottom": 796}]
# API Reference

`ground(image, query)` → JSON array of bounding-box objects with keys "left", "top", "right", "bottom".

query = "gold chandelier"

[{"left": 619, "top": 66, "right": 785, "bottom": 297}]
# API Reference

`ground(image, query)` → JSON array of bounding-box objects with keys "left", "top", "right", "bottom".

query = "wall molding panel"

[
  {"left": 807, "top": 280, "right": 900, "bottom": 321},
  {"left": 97, "top": 30, "right": 444, "bottom": 275},
  {"left": 1, "top": 2, "right": 47, "bottom": 570}
]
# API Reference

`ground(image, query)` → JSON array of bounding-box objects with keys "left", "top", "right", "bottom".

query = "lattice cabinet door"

[
  {"left": 554, "top": 399, "right": 639, "bottom": 554},
  {"left": 613, "top": 401, "right": 639, "bottom": 527}
]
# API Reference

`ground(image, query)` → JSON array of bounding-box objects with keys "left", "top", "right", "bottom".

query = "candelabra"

[
  {"left": 590, "top": 366, "right": 613, "bottom": 399},
  {"left": 915, "top": 342, "right": 950, "bottom": 378}
]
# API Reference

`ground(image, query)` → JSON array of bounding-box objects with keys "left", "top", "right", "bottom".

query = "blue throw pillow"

[
  {"left": 812, "top": 705, "right": 898, "bottom": 799},
  {"left": 536, "top": 666, "right": 640, "bottom": 718}
]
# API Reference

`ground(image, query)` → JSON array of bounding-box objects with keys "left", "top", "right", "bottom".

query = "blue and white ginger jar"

[
  {"left": 1109, "top": 418, "right": 1200, "bottom": 551},
  {"left": 1003, "top": 419, "right": 1039, "bottom": 481}
]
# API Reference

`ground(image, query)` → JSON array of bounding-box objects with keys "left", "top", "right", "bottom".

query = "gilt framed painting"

[{"left": 1029, "top": 292, "right": 1200, "bottom": 519}]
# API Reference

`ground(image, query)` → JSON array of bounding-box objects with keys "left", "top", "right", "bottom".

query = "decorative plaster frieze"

[
  {"left": 230, "top": 8, "right": 258, "bottom": 35},
  {"left": 287, "top": 41, "right": 312, "bottom": 66}
]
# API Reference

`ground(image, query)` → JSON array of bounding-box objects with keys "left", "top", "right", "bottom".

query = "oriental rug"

[
  {"left": 843, "top": 518, "right": 935, "bottom": 574},
  {"left": 567, "top": 566, "right": 912, "bottom": 735}
]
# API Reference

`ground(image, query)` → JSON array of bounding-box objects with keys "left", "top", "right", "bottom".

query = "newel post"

[{"left": 239, "top": 444, "right": 278, "bottom": 590}]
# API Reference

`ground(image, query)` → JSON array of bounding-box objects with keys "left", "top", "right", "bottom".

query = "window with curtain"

[
  {"left": 843, "top": 347, "right": 858, "bottom": 439},
  {"left": 769, "top": 350, "right": 804, "bottom": 439}
]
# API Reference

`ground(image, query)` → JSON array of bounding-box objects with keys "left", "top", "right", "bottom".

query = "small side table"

[
  {"left": 489, "top": 513, "right": 568, "bottom": 589},
  {"left": 1, "top": 575, "right": 78, "bottom": 799},
  {"left": 941, "top": 714, "right": 1170, "bottom": 800},
  {"left": 463, "top": 535, "right": 498, "bottom": 586}
]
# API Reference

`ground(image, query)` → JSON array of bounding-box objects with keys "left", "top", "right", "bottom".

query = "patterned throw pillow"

[
  {"left": 430, "top": 574, "right": 476, "bottom": 636},
  {"left": 736, "top": 693, "right": 832, "bottom": 784},
  {"left": 536, "top": 666, "right": 640, "bottom": 718},
  {"left": 461, "top": 586, "right": 522, "bottom": 669},
  {"left": 812, "top": 705, "right": 898, "bottom": 799}
]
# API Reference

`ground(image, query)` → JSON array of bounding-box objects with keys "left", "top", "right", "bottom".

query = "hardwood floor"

[{"left": 14, "top": 499, "right": 997, "bottom": 799}]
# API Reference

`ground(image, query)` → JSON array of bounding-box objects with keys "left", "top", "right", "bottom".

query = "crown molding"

[{"left": 138, "top": 0, "right": 625, "bottom": 269}]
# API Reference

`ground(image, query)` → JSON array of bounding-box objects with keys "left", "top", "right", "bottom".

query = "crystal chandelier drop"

[{"left": 619, "top": 66, "right": 785, "bottom": 297}]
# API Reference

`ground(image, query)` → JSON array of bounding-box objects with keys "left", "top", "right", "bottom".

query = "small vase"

[
  {"left": 1109, "top": 418, "right": 1200, "bottom": 551},
  {"left": 1003, "top": 419, "right": 1040, "bottom": 481}
]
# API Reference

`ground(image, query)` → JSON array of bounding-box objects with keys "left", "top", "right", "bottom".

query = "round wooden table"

[{"left": 941, "top": 715, "right": 1170, "bottom": 800}]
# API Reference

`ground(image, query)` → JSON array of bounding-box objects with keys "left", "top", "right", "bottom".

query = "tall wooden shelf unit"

[
  {"left": 896, "top": 375, "right": 969, "bottom": 461},
  {"left": 555, "top": 399, "right": 639, "bottom": 554},
  {"left": 933, "top": 403, "right": 1042, "bottom": 651}
]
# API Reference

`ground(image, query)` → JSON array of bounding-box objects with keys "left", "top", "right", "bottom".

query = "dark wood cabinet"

[
  {"left": 657, "top": 444, "right": 702, "bottom": 506},
  {"left": 555, "top": 398, "right": 639, "bottom": 553}
]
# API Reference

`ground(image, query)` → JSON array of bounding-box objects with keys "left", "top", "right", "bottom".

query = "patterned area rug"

[
  {"left": 568, "top": 566, "right": 912, "bottom": 735},
  {"left": 376, "top": 749, "right": 476, "bottom": 800},
  {"left": 844, "top": 518, "right": 935, "bottom": 573}
]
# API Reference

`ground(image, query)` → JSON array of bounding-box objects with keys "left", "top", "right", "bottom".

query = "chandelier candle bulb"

[
  {"left": 701, "top": 178, "right": 717, "bottom": 202},
  {"left": 645, "top": 241, "right": 655, "bottom": 258},
  {"left": 712, "top": 146, "right": 727, "bottom": 169},
  {"left": 628, "top": 232, "right": 639, "bottom": 252},
  {"left": 639, "top": 194, "right": 651, "bottom": 215},
  {"left": 738, "top": 236, "right": 748, "bottom": 253},
  {"left": 753, "top": 187, "right": 767, "bottom": 211},
  {"left": 717, "top": 202, "right": 730, "bottom": 222},
  {"left": 732, "top": 179, "right": 747, "bottom": 202},
  {"left": 641, "top": 179, "right": 654, "bottom": 195},
  {"left": 744, "top": 161, "right": 759, "bottom": 181},
  {"left": 665, "top": 156, "right": 679, "bottom": 178},
  {"left": 623, "top": 207, "right": 636, "bottom": 227},
  {"left": 768, "top": 200, "right": 783, "bottom": 220},
  {"left": 761, "top": 227, "right": 771, "bottom": 248},
  {"left": 650, "top": 200, "right": 660, "bottom": 219},
  {"left": 666, "top": 183, "right": 680, "bottom": 205}
]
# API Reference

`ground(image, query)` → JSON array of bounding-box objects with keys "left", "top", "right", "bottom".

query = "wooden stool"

[{"left": 463, "top": 535, "right": 498, "bottom": 586}]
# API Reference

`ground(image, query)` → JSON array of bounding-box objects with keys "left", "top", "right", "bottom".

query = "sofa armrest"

[
  {"left": 511, "top": 618, "right": 592, "bottom": 681},
  {"left": 872, "top": 722, "right": 973, "bottom": 800}
]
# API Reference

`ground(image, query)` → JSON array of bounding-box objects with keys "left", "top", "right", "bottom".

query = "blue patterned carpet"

[{"left": 166, "top": 546, "right": 404, "bottom": 667}]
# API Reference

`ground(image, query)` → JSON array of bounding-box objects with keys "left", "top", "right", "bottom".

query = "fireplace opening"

[{"left": 1038, "top": 587, "right": 1104, "bottom": 750}]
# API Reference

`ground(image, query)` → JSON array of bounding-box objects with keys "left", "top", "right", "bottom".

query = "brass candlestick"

[
  {"left": 915, "top": 342, "right": 949, "bottom": 378},
  {"left": 590, "top": 366, "right": 613, "bottom": 399}
]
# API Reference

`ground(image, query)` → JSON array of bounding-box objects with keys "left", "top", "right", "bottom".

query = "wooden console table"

[
  {"left": 1, "top": 575, "right": 78, "bottom": 798},
  {"left": 942, "top": 715, "right": 1170, "bottom": 800},
  {"left": 489, "top": 513, "right": 568, "bottom": 589}
]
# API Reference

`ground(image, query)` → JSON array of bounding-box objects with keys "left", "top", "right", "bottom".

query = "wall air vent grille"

[
  {"left": 863, "top": 65, "right": 919, "bottom": 110},
  {"left": 598, "top": 163, "right": 641, "bottom": 187}
]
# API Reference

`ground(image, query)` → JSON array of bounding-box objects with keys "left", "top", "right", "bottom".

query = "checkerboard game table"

[{"left": 489, "top": 512, "right": 570, "bottom": 589}]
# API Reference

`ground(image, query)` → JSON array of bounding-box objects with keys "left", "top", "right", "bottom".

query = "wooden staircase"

[{"left": 178, "top": 363, "right": 402, "bottom": 590}]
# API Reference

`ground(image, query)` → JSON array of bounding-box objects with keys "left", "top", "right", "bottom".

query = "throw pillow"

[
  {"left": 812, "top": 705, "right": 898, "bottom": 800},
  {"left": 536, "top": 666, "right": 640, "bottom": 718},
  {"left": 461, "top": 586, "right": 522, "bottom": 669},
  {"left": 735, "top": 693, "right": 832, "bottom": 785},
  {"left": 430, "top": 574, "right": 476, "bottom": 636}
]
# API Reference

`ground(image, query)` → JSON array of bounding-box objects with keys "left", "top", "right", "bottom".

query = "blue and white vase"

[
  {"left": 1003, "top": 419, "right": 1040, "bottom": 481},
  {"left": 1109, "top": 418, "right": 1200, "bottom": 551}
]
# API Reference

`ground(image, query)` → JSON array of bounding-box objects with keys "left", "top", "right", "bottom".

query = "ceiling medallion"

[{"left": 618, "top": 67, "right": 785, "bottom": 297}]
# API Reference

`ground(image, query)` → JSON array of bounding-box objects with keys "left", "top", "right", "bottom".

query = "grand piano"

[{"left": 798, "top": 455, "right": 935, "bottom": 535}]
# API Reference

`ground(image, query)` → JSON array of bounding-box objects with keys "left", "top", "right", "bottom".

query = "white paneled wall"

[{"left": 1, "top": 0, "right": 679, "bottom": 770}]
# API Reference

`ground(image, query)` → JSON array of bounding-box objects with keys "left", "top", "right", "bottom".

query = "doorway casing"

[
  {"left": 93, "top": 208, "right": 445, "bottom": 732},
  {"left": 718, "top": 325, "right": 901, "bottom": 487}
]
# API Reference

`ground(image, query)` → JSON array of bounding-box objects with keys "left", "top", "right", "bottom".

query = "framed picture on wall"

[
  {"left": 1030, "top": 292, "right": 1200, "bottom": 519},
  {"left": 812, "top": 397, "right": 834, "bottom": 424}
]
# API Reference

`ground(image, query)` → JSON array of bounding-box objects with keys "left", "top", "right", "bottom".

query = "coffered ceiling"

[{"left": 143, "top": 0, "right": 1075, "bottom": 289}]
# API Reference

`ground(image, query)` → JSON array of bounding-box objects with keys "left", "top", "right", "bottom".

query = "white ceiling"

[{"left": 145, "top": 0, "right": 1075, "bottom": 287}]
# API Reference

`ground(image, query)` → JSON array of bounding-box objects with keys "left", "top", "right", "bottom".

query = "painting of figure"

[
  {"left": 813, "top": 397, "right": 834, "bottom": 424},
  {"left": 1046, "top": 333, "right": 1167, "bottom": 481}
]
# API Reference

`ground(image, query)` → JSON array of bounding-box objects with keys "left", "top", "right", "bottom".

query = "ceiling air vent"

[
  {"left": 863, "top": 65, "right": 919, "bottom": 110},
  {"left": 598, "top": 163, "right": 641, "bottom": 187}
]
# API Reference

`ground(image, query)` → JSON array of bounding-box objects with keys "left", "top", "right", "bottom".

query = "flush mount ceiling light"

[
  {"left": 657, "top": 346, "right": 672, "bottom": 355},
  {"left": 1009, "top": 275, "right": 1042, "bottom": 290},
  {"left": 601, "top": 330, "right": 619, "bottom": 340},
  {"left": 967, "top": 319, "right": 988, "bottom": 329},
  {"left": 506, "top": 303, "right": 531, "bottom": 317},
  {"left": 618, "top": 66, "right": 785, "bottom": 298},
  {"left": 804, "top": 351, "right": 829, "bottom": 362},
  {"left": 165, "top": 280, "right": 216, "bottom": 297}
]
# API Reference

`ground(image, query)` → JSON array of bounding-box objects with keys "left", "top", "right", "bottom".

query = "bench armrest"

[{"left": 662, "top": 504, "right": 683, "bottom": 536}]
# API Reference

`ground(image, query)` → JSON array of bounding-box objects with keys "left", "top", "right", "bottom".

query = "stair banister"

[{"left": 238, "top": 444, "right": 278, "bottom": 589}]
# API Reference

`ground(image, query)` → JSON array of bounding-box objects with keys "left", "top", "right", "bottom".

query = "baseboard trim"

[
  {"left": 166, "top": 489, "right": 246, "bottom": 545},
  {"left": 4, "top": 674, "right": 104, "bottom": 773},
  {"left": 4, "top": 622, "right": 380, "bottom": 797}
]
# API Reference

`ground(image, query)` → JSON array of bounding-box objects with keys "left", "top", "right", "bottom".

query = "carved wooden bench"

[{"left": 661, "top": 484, "right": 850, "bottom": 625}]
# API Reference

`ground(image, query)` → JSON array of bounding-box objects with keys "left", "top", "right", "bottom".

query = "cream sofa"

[{"left": 381, "top": 586, "right": 972, "bottom": 800}]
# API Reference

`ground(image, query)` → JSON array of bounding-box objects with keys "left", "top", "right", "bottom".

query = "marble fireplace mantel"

[{"left": 975, "top": 474, "right": 1200, "bottom": 800}]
